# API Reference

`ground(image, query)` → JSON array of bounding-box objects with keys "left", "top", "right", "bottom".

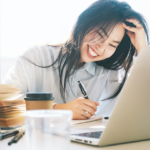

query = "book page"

[
  {"left": 0, "top": 94, "right": 24, "bottom": 100},
  {"left": 72, "top": 116, "right": 103, "bottom": 126},
  {"left": 0, "top": 84, "right": 16, "bottom": 88}
]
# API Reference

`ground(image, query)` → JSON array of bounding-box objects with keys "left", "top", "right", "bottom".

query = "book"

[{"left": 0, "top": 84, "right": 25, "bottom": 128}]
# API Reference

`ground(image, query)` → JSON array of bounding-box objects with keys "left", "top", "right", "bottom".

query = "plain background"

[{"left": 0, "top": 0, "right": 150, "bottom": 82}]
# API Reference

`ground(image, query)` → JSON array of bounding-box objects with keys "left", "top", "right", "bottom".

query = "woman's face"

[{"left": 80, "top": 23, "right": 125, "bottom": 63}]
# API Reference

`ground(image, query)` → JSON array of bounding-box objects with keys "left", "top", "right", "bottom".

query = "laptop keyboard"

[{"left": 72, "top": 131, "right": 102, "bottom": 139}]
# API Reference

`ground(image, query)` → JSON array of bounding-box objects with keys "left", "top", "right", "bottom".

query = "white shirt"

[{"left": 3, "top": 45, "right": 124, "bottom": 117}]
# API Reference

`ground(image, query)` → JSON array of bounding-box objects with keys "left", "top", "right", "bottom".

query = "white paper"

[{"left": 71, "top": 116, "right": 103, "bottom": 126}]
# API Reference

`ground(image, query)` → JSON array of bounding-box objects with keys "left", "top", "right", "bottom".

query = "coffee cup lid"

[{"left": 24, "top": 92, "right": 54, "bottom": 101}]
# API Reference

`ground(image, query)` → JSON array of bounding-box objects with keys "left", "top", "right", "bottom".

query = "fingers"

[
  {"left": 123, "top": 23, "right": 136, "bottom": 33},
  {"left": 81, "top": 109, "right": 92, "bottom": 119},
  {"left": 73, "top": 109, "right": 91, "bottom": 120},
  {"left": 82, "top": 99, "right": 97, "bottom": 111},
  {"left": 69, "top": 97, "right": 99, "bottom": 120},
  {"left": 126, "top": 18, "right": 143, "bottom": 28},
  {"left": 123, "top": 18, "right": 143, "bottom": 33},
  {"left": 82, "top": 104, "right": 95, "bottom": 116},
  {"left": 95, "top": 102, "right": 99, "bottom": 106}
]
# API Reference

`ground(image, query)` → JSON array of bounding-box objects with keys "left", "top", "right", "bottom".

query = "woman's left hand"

[{"left": 123, "top": 18, "right": 147, "bottom": 54}]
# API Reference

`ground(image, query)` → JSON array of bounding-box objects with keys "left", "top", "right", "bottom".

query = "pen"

[
  {"left": 8, "top": 130, "right": 25, "bottom": 145},
  {"left": 78, "top": 81, "right": 96, "bottom": 116},
  {"left": 78, "top": 81, "right": 89, "bottom": 99},
  {"left": 8, "top": 131, "right": 20, "bottom": 145},
  {"left": 13, "top": 130, "right": 25, "bottom": 143},
  {"left": 0, "top": 130, "right": 19, "bottom": 141},
  {"left": 104, "top": 117, "right": 109, "bottom": 119}
]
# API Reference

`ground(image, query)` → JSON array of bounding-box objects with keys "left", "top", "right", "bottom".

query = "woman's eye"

[{"left": 109, "top": 44, "right": 116, "bottom": 48}]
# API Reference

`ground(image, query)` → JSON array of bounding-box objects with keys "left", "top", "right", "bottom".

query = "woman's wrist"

[
  {"left": 136, "top": 43, "right": 147, "bottom": 55},
  {"left": 53, "top": 103, "right": 66, "bottom": 109}
]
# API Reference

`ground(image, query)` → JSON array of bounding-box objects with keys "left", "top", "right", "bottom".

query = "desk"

[{"left": 0, "top": 120, "right": 150, "bottom": 150}]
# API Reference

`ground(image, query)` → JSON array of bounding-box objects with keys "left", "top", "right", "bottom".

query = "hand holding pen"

[
  {"left": 78, "top": 81, "right": 99, "bottom": 117},
  {"left": 54, "top": 81, "right": 99, "bottom": 120}
]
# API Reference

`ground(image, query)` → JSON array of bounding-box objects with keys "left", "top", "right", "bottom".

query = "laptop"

[{"left": 71, "top": 46, "right": 150, "bottom": 146}]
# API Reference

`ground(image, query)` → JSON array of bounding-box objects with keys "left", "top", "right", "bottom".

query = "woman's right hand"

[{"left": 53, "top": 97, "right": 99, "bottom": 120}]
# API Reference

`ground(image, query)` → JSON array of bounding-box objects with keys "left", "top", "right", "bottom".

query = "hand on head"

[{"left": 123, "top": 18, "right": 147, "bottom": 54}]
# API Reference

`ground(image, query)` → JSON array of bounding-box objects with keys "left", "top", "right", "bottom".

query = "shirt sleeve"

[
  {"left": 3, "top": 45, "right": 61, "bottom": 100},
  {"left": 2, "top": 44, "right": 52, "bottom": 94},
  {"left": 3, "top": 56, "right": 28, "bottom": 94}
]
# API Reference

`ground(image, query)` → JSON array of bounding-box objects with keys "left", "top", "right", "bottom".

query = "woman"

[{"left": 3, "top": 0, "right": 149, "bottom": 119}]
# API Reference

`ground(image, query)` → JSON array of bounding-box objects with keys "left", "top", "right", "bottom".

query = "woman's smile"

[{"left": 86, "top": 45, "right": 100, "bottom": 59}]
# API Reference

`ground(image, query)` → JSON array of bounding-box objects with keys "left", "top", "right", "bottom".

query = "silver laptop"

[{"left": 71, "top": 46, "right": 150, "bottom": 146}]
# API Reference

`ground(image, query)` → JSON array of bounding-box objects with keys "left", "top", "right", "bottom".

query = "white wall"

[
  {"left": 1, "top": 0, "right": 150, "bottom": 58},
  {"left": 1, "top": 0, "right": 150, "bottom": 82},
  {"left": 1, "top": 0, "right": 97, "bottom": 58}
]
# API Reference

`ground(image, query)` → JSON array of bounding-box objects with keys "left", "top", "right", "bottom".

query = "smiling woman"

[
  {"left": 80, "top": 23, "right": 125, "bottom": 62},
  {"left": 3, "top": 0, "right": 150, "bottom": 120}
]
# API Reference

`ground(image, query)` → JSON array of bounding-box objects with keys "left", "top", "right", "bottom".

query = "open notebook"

[
  {"left": 0, "top": 84, "right": 25, "bottom": 128},
  {"left": 72, "top": 116, "right": 103, "bottom": 126}
]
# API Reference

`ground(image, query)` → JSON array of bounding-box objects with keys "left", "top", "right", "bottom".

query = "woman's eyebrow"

[
  {"left": 99, "top": 28, "right": 121, "bottom": 44},
  {"left": 112, "top": 40, "right": 120, "bottom": 44}
]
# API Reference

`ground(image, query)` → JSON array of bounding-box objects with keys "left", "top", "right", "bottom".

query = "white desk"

[{"left": 0, "top": 120, "right": 150, "bottom": 150}]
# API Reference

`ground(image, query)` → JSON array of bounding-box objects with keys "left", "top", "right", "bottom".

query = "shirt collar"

[{"left": 78, "top": 62, "right": 96, "bottom": 76}]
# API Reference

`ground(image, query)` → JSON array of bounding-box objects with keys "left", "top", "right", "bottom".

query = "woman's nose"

[{"left": 95, "top": 44, "right": 105, "bottom": 55}]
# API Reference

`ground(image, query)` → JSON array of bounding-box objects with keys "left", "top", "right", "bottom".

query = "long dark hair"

[{"left": 23, "top": 0, "right": 149, "bottom": 103}]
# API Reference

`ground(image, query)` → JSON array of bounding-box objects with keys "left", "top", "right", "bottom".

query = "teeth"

[{"left": 88, "top": 47, "right": 98, "bottom": 57}]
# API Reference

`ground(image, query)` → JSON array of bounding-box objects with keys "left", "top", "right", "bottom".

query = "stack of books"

[{"left": 0, "top": 84, "right": 25, "bottom": 128}]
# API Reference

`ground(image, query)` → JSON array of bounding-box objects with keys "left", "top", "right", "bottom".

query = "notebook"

[
  {"left": 71, "top": 46, "right": 150, "bottom": 146},
  {"left": 72, "top": 116, "right": 103, "bottom": 126}
]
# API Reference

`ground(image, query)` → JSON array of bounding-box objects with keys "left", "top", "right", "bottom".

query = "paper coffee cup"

[{"left": 24, "top": 93, "right": 54, "bottom": 110}]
